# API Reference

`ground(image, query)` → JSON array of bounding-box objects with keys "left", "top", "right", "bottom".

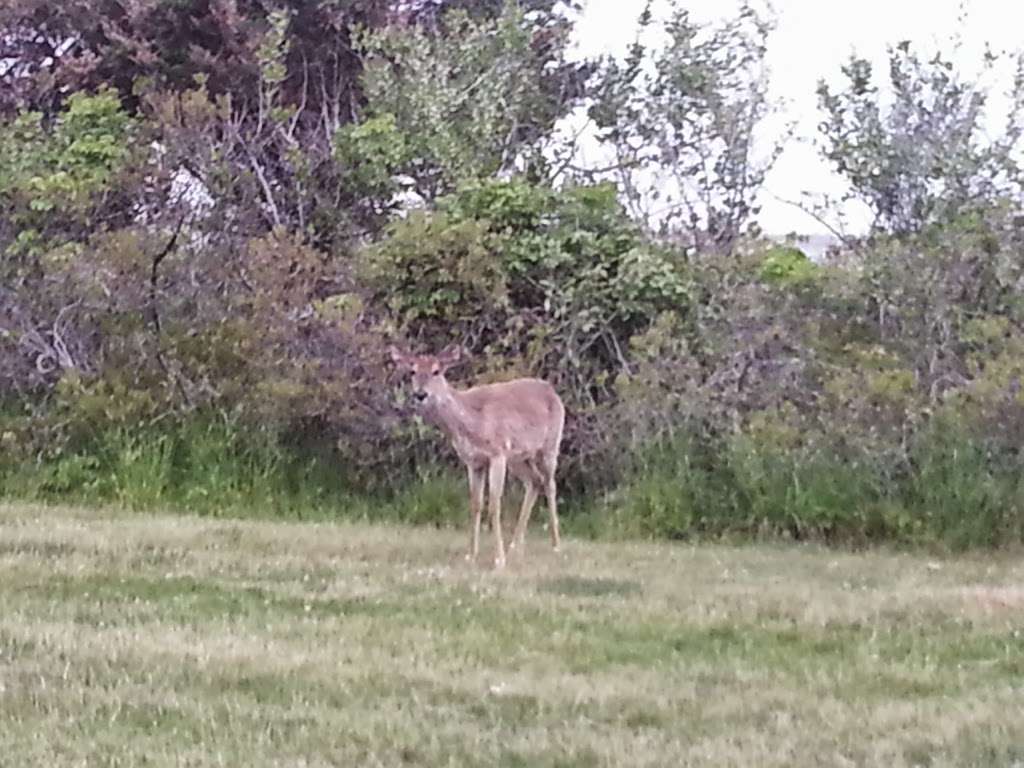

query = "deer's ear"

[
  {"left": 388, "top": 346, "right": 409, "bottom": 369},
  {"left": 438, "top": 344, "right": 464, "bottom": 370}
]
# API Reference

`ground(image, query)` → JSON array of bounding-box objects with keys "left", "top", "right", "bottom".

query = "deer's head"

[{"left": 388, "top": 345, "right": 463, "bottom": 407}]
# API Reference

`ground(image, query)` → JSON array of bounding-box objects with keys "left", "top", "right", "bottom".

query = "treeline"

[{"left": 2, "top": 0, "right": 1024, "bottom": 548}]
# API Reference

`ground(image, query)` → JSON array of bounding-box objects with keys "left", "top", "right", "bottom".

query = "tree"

[
  {"left": 0, "top": 0, "right": 395, "bottom": 248},
  {"left": 0, "top": 0, "right": 589, "bottom": 244},
  {"left": 345, "top": 0, "right": 590, "bottom": 207},
  {"left": 0, "top": 0, "right": 390, "bottom": 124},
  {"left": 816, "top": 38, "right": 1024, "bottom": 236},
  {"left": 588, "top": 1, "right": 787, "bottom": 255}
]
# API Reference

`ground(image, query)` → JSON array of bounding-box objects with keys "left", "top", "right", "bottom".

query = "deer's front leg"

[
  {"left": 488, "top": 455, "right": 508, "bottom": 569},
  {"left": 466, "top": 465, "right": 485, "bottom": 562}
]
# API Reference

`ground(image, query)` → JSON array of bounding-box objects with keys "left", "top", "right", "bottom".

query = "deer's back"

[{"left": 459, "top": 377, "right": 564, "bottom": 456}]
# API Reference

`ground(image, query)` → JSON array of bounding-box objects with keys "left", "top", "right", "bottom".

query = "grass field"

[{"left": 1, "top": 502, "right": 1023, "bottom": 767}]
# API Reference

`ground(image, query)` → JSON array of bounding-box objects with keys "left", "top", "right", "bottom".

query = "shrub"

[{"left": 759, "top": 246, "right": 818, "bottom": 285}]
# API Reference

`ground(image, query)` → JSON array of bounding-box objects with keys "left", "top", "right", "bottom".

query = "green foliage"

[
  {"left": 759, "top": 246, "right": 818, "bottom": 284},
  {"left": 372, "top": 470, "right": 468, "bottom": 528},
  {"left": 256, "top": 9, "right": 291, "bottom": 92},
  {"left": 1, "top": 89, "right": 133, "bottom": 204},
  {"left": 594, "top": 438, "right": 735, "bottom": 540},
  {"left": 362, "top": 178, "right": 690, "bottom": 403},
  {"left": 584, "top": 215, "right": 1024, "bottom": 549},
  {"left": 352, "top": 1, "right": 579, "bottom": 201},
  {"left": 0, "top": 415, "right": 345, "bottom": 516},
  {"left": 588, "top": 421, "right": 1024, "bottom": 550},
  {"left": 904, "top": 420, "right": 1023, "bottom": 549},
  {"left": 728, "top": 434, "right": 883, "bottom": 542},
  {"left": 333, "top": 113, "right": 411, "bottom": 203},
  {"left": 0, "top": 88, "right": 135, "bottom": 259}
]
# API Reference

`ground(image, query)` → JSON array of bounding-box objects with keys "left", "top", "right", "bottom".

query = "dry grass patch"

[{"left": 0, "top": 501, "right": 1022, "bottom": 766}]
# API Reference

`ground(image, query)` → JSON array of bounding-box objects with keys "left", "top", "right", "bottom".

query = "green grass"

[
  {"left": 6, "top": 416, "right": 1023, "bottom": 549},
  {"left": 1, "top": 502, "right": 1023, "bottom": 766}
]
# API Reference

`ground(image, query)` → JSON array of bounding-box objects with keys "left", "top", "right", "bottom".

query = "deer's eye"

[{"left": 432, "top": 368, "right": 440, "bottom": 376}]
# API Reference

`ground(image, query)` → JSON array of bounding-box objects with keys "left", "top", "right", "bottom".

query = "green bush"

[
  {"left": 0, "top": 410, "right": 484, "bottom": 528},
  {"left": 361, "top": 178, "right": 691, "bottom": 411},
  {"left": 0, "top": 415, "right": 340, "bottom": 516},
  {"left": 902, "top": 418, "right": 1024, "bottom": 549},
  {"left": 592, "top": 437, "right": 737, "bottom": 540},
  {"left": 580, "top": 416, "right": 1024, "bottom": 551},
  {"left": 0, "top": 88, "right": 136, "bottom": 259},
  {"left": 759, "top": 246, "right": 818, "bottom": 285}
]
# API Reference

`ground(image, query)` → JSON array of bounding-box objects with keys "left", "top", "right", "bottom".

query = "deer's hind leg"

[
  {"left": 510, "top": 459, "right": 543, "bottom": 555},
  {"left": 538, "top": 452, "right": 561, "bottom": 552}
]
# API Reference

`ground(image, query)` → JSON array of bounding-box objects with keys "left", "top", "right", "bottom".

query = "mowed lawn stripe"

[{"left": 0, "top": 502, "right": 1022, "bottom": 766}]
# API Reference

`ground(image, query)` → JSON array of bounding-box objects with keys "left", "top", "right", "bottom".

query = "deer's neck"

[{"left": 425, "top": 386, "right": 478, "bottom": 442}]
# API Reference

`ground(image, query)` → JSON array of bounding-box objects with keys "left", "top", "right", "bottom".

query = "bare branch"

[
  {"left": 245, "top": 147, "right": 283, "bottom": 229},
  {"left": 771, "top": 195, "right": 866, "bottom": 254}
]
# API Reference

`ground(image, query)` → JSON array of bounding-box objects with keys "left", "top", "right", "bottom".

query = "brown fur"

[{"left": 390, "top": 346, "right": 564, "bottom": 569}]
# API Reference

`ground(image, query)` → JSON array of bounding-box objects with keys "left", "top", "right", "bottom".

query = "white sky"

[{"left": 567, "top": 0, "right": 1024, "bottom": 236}]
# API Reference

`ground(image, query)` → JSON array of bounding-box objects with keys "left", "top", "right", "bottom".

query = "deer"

[{"left": 388, "top": 345, "right": 564, "bottom": 569}]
